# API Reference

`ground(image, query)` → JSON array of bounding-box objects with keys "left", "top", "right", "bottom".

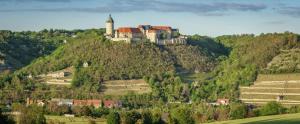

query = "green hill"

[
  {"left": 191, "top": 32, "right": 300, "bottom": 102},
  {"left": 19, "top": 32, "right": 219, "bottom": 88}
]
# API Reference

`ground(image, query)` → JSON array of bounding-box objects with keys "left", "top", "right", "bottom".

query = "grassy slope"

[
  {"left": 208, "top": 113, "right": 300, "bottom": 124},
  {"left": 46, "top": 115, "right": 106, "bottom": 124}
]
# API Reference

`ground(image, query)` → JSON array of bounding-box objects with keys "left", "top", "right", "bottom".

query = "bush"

[
  {"left": 170, "top": 106, "right": 195, "bottom": 124},
  {"left": 18, "top": 105, "right": 46, "bottom": 124},
  {"left": 107, "top": 111, "right": 120, "bottom": 124},
  {"left": 141, "top": 110, "right": 152, "bottom": 124},
  {"left": 229, "top": 103, "right": 247, "bottom": 119},
  {"left": 259, "top": 101, "right": 285, "bottom": 116},
  {"left": 288, "top": 105, "right": 300, "bottom": 113},
  {"left": 123, "top": 111, "right": 141, "bottom": 124}
]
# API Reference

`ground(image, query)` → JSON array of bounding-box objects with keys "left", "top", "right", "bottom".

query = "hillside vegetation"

[
  {"left": 265, "top": 49, "right": 300, "bottom": 73},
  {"left": 191, "top": 32, "right": 300, "bottom": 102},
  {"left": 19, "top": 32, "right": 219, "bottom": 88},
  {"left": 0, "top": 30, "right": 58, "bottom": 71}
]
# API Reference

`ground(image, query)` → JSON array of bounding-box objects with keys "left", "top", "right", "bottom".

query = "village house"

[
  {"left": 51, "top": 98, "right": 73, "bottom": 106},
  {"left": 26, "top": 98, "right": 46, "bottom": 107},
  {"left": 104, "top": 100, "right": 122, "bottom": 108},
  {"left": 46, "top": 71, "right": 68, "bottom": 78},
  {"left": 73, "top": 99, "right": 102, "bottom": 108},
  {"left": 105, "top": 14, "right": 187, "bottom": 45},
  {"left": 217, "top": 99, "right": 230, "bottom": 105}
]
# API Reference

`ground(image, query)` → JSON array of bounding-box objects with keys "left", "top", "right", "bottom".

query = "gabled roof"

[
  {"left": 117, "top": 27, "right": 142, "bottom": 33},
  {"left": 151, "top": 26, "right": 172, "bottom": 31}
]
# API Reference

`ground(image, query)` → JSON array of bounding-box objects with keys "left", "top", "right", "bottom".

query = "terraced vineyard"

[
  {"left": 36, "top": 67, "right": 73, "bottom": 85},
  {"left": 101, "top": 79, "right": 151, "bottom": 95},
  {"left": 240, "top": 73, "right": 300, "bottom": 106}
]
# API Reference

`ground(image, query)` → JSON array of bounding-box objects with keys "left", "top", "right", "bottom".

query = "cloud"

[
  {"left": 264, "top": 20, "right": 285, "bottom": 25},
  {"left": 277, "top": 6, "right": 300, "bottom": 17},
  {"left": 0, "top": 0, "right": 267, "bottom": 16},
  {"left": 0, "top": 0, "right": 71, "bottom": 2}
]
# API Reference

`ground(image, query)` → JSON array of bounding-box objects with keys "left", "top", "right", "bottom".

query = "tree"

[
  {"left": 124, "top": 111, "right": 141, "bottom": 124},
  {"left": 229, "top": 103, "right": 247, "bottom": 119},
  {"left": 260, "top": 101, "right": 285, "bottom": 116},
  {"left": 171, "top": 106, "right": 194, "bottom": 124},
  {"left": 141, "top": 110, "right": 152, "bottom": 124},
  {"left": 19, "top": 105, "right": 46, "bottom": 124},
  {"left": 107, "top": 111, "right": 120, "bottom": 124}
]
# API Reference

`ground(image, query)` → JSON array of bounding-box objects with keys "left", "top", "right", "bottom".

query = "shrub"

[
  {"left": 107, "top": 111, "right": 120, "bottom": 124},
  {"left": 229, "top": 103, "right": 247, "bottom": 119},
  {"left": 18, "top": 105, "right": 46, "bottom": 124},
  {"left": 123, "top": 111, "right": 141, "bottom": 124},
  {"left": 288, "top": 105, "right": 300, "bottom": 113},
  {"left": 259, "top": 101, "right": 285, "bottom": 116},
  {"left": 170, "top": 106, "right": 195, "bottom": 124}
]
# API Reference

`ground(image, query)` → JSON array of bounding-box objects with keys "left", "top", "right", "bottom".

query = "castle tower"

[{"left": 105, "top": 14, "right": 114, "bottom": 37}]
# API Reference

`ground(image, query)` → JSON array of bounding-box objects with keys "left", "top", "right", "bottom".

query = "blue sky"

[{"left": 0, "top": 0, "right": 300, "bottom": 36}]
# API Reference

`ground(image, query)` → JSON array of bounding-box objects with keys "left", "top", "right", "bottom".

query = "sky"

[{"left": 0, "top": 0, "right": 300, "bottom": 36}]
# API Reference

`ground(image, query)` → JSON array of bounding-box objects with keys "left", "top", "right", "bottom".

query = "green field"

[
  {"left": 46, "top": 115, "right": 106, "bottom": 124},
  {"left": 208, "top": 113, "right": 300, "bottom": 124}
]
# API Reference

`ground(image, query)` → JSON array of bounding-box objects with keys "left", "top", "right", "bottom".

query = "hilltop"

[{"left": 19, "top": 31, "right": 220, "bottom": 87}]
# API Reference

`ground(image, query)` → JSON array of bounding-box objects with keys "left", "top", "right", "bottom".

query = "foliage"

[
  {"left": 229, "top": 103, "right": 247, "bottom": 119},
  {"left": 18, "top": 105, "right": 46, "bottom": 124},
  {"left": 259, "top": 101, "right": 285, "bottom": 116},
  {"left": 141, "top": 110, "right": 153, "bottom": 124},
  {"left": 170, "top": 105, "right": 195, "bottom": 124},
  {"left": 0, "top": 30, "right": 65, "bottom": 70},
  {"left": 123, "top": 111, "right": 141, "bottom": 124},
  {"left": 107, "top": 111, "right": 121, "bottom": 124},
  {"left": 144, "top": 72, "right": 188, "bottom": 102},
  {"left": 191, "top": 32, "right": 300, "bottom": 101},
  {"left": 71, "top": 106, "right": 92, "bottom": 116}
]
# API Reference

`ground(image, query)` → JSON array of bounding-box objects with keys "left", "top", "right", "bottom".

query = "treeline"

[{"left": 0, "top": 29, "right": 105, "bottom": 71}]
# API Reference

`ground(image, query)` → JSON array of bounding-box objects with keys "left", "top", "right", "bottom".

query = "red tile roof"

[
  {"left": 117, "top": 27, "right": 142, "bottom": 33},
  {"left": 151, "top": 26, "right": 172, "bottom": 31},
  {"left": 73, "top": 100, "right": 101, "bottom": 107},
  {"left": 104, "top": 100, "right": 122, "bottom": 108}
]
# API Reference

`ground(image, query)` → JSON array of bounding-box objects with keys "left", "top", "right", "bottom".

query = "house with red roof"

[
  {"left": 73, "top": 99, "right": 102, "bottom": 108},
  {"left": 105, "top": 14, "right": 187, "bottom": 45},
  {"left": 103, "top": 100, "right": 122, "bottom": 108}
]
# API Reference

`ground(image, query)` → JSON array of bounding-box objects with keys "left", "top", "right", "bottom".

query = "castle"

[{"left": 105, "top": 15, "right": 187, "bottom": 45}]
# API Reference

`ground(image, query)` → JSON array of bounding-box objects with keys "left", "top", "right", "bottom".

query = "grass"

[
  {"left": 179, "top": 72, "right": 210, "bottom": 83},
  {"left": 256, "top": 73, "right": 300, "bottom": 81},
  {"left": 101, "top": 79, "right": 151, "bottom": 95},
  {"left": 46, "top": 115, "right": 106, "bottom": 124},
  {"left": 208, "top": 113, "right": 300, "bottom": 124}
]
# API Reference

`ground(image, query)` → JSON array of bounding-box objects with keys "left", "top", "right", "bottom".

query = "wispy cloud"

[
  {"left": 264, "top": 20, "right": 285, "bottom": 25},
  {"left": 0, "top": 0, "right": 71, "bottom": 2},
  {"left": 0, "top": 0, "right": 267, "bottom": 16},
  {"left": 277, "top": 6, "right": 300, "bottom": 17}
]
